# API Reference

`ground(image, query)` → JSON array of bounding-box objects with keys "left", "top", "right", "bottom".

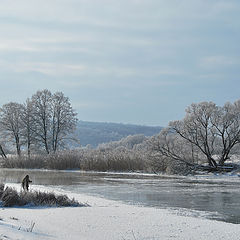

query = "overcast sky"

[{"left": 0, "top": 0, "right": 239, "bottom": 126}]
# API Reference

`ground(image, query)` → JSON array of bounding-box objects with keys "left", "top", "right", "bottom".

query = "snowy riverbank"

[{"left": 0, "top": 183, "right": 239, "bottom": 240}]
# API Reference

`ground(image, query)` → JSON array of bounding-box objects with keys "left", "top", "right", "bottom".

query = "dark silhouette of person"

[{"left": 22, "top": 175, "right": 32, "bottom": 191}]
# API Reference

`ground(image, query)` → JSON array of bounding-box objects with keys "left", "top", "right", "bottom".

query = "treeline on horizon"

[{"left": 1, "top": 92, "right": 240, "bottom": 174}]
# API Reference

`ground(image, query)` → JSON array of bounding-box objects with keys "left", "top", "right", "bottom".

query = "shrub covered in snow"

[{"left": 0, "top": 184, "right": 85, "bottom": 207}]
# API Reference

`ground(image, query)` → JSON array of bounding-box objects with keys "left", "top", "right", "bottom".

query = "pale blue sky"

[{"left": 0, "top": 0, "right": 239, "bottom": 126}]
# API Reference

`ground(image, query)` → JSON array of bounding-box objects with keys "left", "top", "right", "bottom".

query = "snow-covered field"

[{"left": 0, "top": 183, "right": 239, "bottom": 240}]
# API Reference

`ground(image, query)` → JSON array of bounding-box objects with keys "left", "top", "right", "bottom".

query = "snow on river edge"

[{"left": 0, "top": 183, "right": 239, "bottom": 240}]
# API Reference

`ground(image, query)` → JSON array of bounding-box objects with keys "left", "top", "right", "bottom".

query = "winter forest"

[{"left": 1, "top": 90, "right": 240, "bottom": 175}]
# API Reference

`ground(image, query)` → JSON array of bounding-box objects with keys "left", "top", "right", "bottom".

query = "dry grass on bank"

[
  {"left": 0, "top": 184, "right": 85, "bottom": 207},
  {"left": 1, "top": 150, "right": 146, "bottom": 172},
  {"left": 1, "top": 149, "right": 196, "bottom": 175}
]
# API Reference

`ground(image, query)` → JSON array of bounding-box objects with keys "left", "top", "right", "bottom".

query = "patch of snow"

[{"left": 0, "top": 183, "right": 239, "bottom": 240}]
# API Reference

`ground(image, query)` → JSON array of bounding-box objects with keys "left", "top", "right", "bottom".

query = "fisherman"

[{"left": 22, "top": 175, "right": 32, "bottom": 191}]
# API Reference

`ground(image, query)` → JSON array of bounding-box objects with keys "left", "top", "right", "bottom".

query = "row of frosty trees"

[
  {"left": 0, "top": 89, "right": 77, "bottom": 157},
  {"left": 149, "top": 100, "right": 240, "bottom": 170},
  {"left": 1, "top": 90, "right": 240, "bottom": 171},
  {"left": 89, "top": 99, "right": 240, "bottom": 172}
]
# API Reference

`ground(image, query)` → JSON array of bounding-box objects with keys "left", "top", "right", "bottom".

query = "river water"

[{"left": 0, "top": 168, "right": 240, "bottom": 224}]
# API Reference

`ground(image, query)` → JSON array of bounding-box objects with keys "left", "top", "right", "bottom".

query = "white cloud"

[
  {"left": 0, "top": 41, "right": 40, "bottom": 52},
  {"left": 0, "top": 0, "right": 239, "bottom": 125},
  {"left": 200, "top": 56, "right": 239, "bottom": 69},
  {"left": 16, "top": 62, "right": 87, "bottom": 76},
  {"left": 0, "top": 60, "right": 87, "bottom": 76}
]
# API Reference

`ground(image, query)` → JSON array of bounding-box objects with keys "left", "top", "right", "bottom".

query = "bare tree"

[
  {"left": 31, "top": 89, "right": 78, "bottom": 154},
  {"left": 211, "top": 100, "right": 240, "bottom": 165},
  {"left": 148, "top": 128, "right": 201, "bottom": 168},
  {"left": 21, "top": 99, "right": 36, "bottom": 157},
  {"left": 31, "top": 89, "right": 52, "bottom": 154},
  {"left": 0, "top": 102, "right": 24, "bottom": 156},
  {"left": 51, "top": 92, "right": 78, "bottom": 152},
  {"left": 164, "top": 101, "right": 240, "bottom": 168},
  {"left": 169, "top": 102, "right": 218, "bottom": 167}
]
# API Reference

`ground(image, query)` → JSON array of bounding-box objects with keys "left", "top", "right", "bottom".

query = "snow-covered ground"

[{"left": 0, "top": 183, "right": 239, "bottom": 240}]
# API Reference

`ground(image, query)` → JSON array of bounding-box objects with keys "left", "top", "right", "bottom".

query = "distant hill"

[{"left": 75, "top": 121, "right": 163, "bottom": 148}]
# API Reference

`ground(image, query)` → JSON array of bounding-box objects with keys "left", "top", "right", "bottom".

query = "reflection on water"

[{"left": 0, "top": 168, "right": 240, "bottom": 224}]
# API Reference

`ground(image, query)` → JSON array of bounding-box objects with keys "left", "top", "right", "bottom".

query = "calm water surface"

[{"left": 0, "top": 168, "right": 240, "bottom": 224}]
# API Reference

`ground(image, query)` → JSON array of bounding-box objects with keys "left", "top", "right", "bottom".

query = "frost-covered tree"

[
  {"left": 98, "top": 134, "right": 147, "bottom": 150},
  {"left": 51, "top": 92, "right": 78, "bottom": 152},
  {"left": 0, "top": 90, "right": 77, "bottom": 156},
  {"left": 149, "top": 128, "right": 202, "bottom": 167},
  {"left": 148, "top": 125, "right": 208, "bottom": 173},
  {"left": 21, "top": 99, "right": 36, "bottom": 156},
  {"left": 211, "top": 100, "right": 240, "bottom": 165},
  {"left": 169, "top": 102, "right": 218, "bottom": 167},
  {"left": 31, "top": 89, "right": 77, "bottom": 153},
  {"left": 0, "top": 102, "right": 24, "bottom": 156},
  {"left": 31, "top": 89, "right": 52, "bottom": 154},
  {"left": 155, "top": 101, "right": 240, "bottom": 168}
]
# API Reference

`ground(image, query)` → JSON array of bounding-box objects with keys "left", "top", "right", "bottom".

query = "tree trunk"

[
  {"left": 27, "top": 140, "right": 31, "bottom": 158},
  {"left": 208, "top": 157, "right": 217, "bottom": 168},
  {"left": 15, "top": 136, "right": 21, "bottom": 156},
  {"left": 44, "top": 140, "right": 50, "bottom": 154},
  {"left": 0, "top": 144, "right": 7, "bottom": 158},
  {"left": 219, "top": 157, "right": 230, "bottom": 166}
]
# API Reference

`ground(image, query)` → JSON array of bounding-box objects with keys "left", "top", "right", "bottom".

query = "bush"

[
  {"left": 0, "top": 184, "right": 4, "bottom": 198},
  {"left": 1, "top": 187, "right": 23, "bottom": 207},
  {"left": 0, "top": 185, "right": 85, "bottom": 207}
]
